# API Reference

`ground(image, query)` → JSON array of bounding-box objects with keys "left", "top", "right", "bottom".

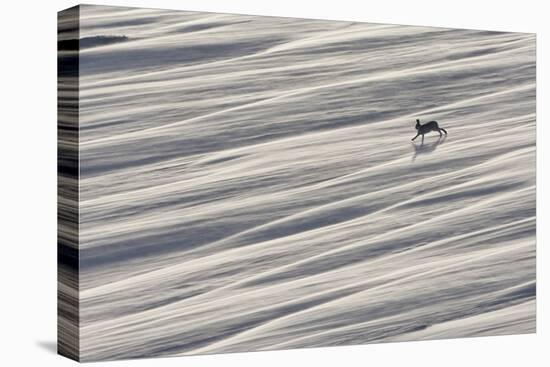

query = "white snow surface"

[{"left": 73, "top": 5, "right": 535, "bottom": 361}]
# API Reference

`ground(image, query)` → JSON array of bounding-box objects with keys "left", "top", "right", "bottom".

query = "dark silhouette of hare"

[{"left": 411, "top": 119, "right": 447, "bottom": 142}]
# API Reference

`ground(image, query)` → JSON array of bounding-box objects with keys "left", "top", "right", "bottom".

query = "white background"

[{"left": 0, "top": 0, "right": 546, "bottom": 365}]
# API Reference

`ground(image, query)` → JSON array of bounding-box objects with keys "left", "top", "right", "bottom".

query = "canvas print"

[{"left": 57, "top": 4, "right": 536, "bottom": 362}]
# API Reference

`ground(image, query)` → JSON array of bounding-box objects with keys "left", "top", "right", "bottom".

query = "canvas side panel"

[{"left": 57, "top": 5, "right": 80, "bottom": 362}]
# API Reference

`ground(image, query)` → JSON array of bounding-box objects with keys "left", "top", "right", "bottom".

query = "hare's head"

[{"left": 415, "top": 119, "right": 421, "bottom": 129}]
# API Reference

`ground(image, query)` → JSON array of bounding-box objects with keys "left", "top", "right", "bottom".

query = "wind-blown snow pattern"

[{"left": 75, "top": 4, "right": 535, "bottom": 361}]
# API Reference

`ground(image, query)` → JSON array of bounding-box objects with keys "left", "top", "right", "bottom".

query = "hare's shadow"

[{"left": 411, "top": 135, "right": 446, "bottom": 161}]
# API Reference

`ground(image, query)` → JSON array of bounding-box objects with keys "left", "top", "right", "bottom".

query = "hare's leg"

[
  {"left": 438, "top": 128, "right": 442, "bottom": 137},
  {"left": 412, "top": 133, "right": 420, "bottom": 141},
  {"left": 421, "top": 134, "right": 425, "bottom": 143}
]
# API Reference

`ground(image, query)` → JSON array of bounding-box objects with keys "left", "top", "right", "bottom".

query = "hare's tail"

[{"left": 440, "top": 128, "right": 448, "bottom": 134}]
